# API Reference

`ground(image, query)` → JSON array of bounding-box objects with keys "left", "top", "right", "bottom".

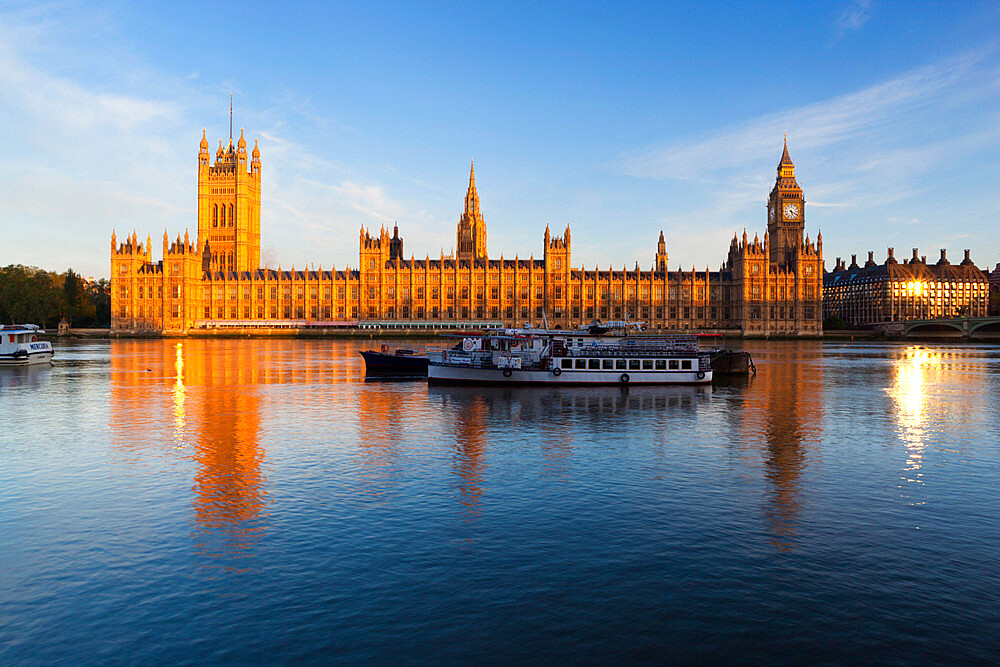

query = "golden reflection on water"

[
  {"left": 111, "top": 340, "right": 301, "bottom": 566},
  {"left": 107, "top": 338, "right": 917, "bottom": 559},
  {"left": 172, "top": 342, "right": 186, "bottom": 439},
  {"left": 887, "top": 347, "right": 939, "bottom": 496},
  {"left": 736, "top": 342, "right": 825, "bottom": 552},
  {"left": 452, "top": 396, "right": 489, "bottom": 516}
]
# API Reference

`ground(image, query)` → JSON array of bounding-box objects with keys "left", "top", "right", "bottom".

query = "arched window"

[
  {"left": 220, "top": 205, "right": 225, "bottom": 227},
  {"left": 229, "top": 204, "right": 235, "bottom": 227},
  {"left": 213, "top": 204, "right": 218, "bottom": 228}
]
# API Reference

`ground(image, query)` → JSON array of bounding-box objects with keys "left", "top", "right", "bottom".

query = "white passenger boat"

[
  {"left": 427, "top": 325, "right": 712, "bottom": 385},
  {"left": 0, "top": 324, "right": 54, "bottom": 366}
]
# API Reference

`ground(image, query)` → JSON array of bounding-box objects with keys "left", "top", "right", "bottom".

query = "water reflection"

[
  {"left": 736, "top": 342, "right": 825, "bottom": 551},
  {"left": 111, "top": 340, "right": 278, "bottom": 567},
  {"left": 430, "top": 385, "right": 712, "bottom": 515}
]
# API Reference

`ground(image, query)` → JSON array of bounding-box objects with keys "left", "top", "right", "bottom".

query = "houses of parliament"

[{"left": 110, "top": 124, "right": 823, "bottom": 335}]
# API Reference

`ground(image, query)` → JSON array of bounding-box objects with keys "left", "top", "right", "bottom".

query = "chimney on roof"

[
  {"left": 962, "top": 249, "right": 974, "bottom": 266},
  {"left": 849, "top": 254, "right": 859, "bottom": 270},
  {"left": 921, "top": 255, "right": 927, "bottom": 264},
  {"left": 912, "top": 248, "right": 920, "bottom": 263},
  {"left": 938, "top": 249, "right": 949, "bottom": 265},
  {"left": 887, "top": 247, "right": 896, "bottom": 264}
]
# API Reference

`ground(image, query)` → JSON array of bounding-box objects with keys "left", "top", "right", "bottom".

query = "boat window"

[
  {"left": 628, "top": 359, "right": 640, "bottom": 370},
  {"left": 669, "top": 359, "right": 679, "bottom": 370},
  {"left": 588, "top": 359, "right": 600, "bottom": 370},
  {"left": 642, "top": 360, "right": 653, "bottom": 370},
  {"left": 681, "top": 360, "right": 692, "bottom": 370},
  {"left": 575, "top": 359, "right": 586, "bottom": 369},
  {"left": 602, "top": 359, "right": 614, "bottom": 369},
  {"left": 655, "top": 360, "right": 666, "bottom": 370},
  {"left": 561, "top": 358, "right": 573, "bottom": 369},
  {"left": 616, "top": 359, "right": 626, "bottom": 370}
]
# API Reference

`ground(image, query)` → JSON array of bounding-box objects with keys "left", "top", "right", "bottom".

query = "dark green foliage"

[
  {"left": 0, "top": 265, "right": 110, "bottom": 328},
  {"left": 823, "top": 313, "right": 847, "bottom": 330}
]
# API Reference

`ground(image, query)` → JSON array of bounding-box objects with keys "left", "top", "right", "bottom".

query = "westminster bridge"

[{"left": 872, "top": 316, "right": 1000, "bottom": 339}]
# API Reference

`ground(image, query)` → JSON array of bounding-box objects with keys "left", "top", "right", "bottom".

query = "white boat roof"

[{"left": 0, "top": 324, "right": 45, "bottom": 333}]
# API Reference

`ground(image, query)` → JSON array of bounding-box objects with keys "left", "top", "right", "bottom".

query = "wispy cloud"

[
  {"left": 834, "top": 0, "right": 874, "bottom": 40},
  {"left": 0, "top": 6, "right": 425, "bottom": 276},
  {"left": 620, "top": 48, "right": 995, "bottom": 183},
  {"left": 617, "top": 46, "right": 1000, "bottom": 266}
]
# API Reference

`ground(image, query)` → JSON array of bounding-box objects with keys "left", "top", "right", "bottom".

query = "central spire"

[
  {"left": 457, "top": 159, "right": 487, "bottom": 261},
  {"left": 465, "top": 159, "right": 480, "bottom": 214}
]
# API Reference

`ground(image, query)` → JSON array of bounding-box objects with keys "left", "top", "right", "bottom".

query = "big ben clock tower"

[{"left": 767, "top": 138, "right": 805, "bottom": 267}]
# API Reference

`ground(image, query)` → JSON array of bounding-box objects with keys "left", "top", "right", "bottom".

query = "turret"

[
  {"left": 655, "top": 230, "right": 667, "bottom": 272},
  {"left": 199, "top": 129, "right": 209, "bottom": 166}
]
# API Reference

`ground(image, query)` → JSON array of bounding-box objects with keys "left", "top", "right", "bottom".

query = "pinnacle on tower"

[
  {"left": 780, "top": 135, "right": 792, "bottom": 166},
  {"left": 200, "top": 129, "right": 209, "bottom": 150}
]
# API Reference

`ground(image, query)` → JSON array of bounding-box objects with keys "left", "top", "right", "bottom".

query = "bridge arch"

[
  {"left": 904, "top": 321, "right": 963, "bottom": 338},
  {"left": 970, "top": 320, "right": 1000, "bottom": 339}
]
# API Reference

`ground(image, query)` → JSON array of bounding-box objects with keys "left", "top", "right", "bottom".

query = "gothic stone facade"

[{"left": 111, "top": 131, "right": 823, "bottom": 335}]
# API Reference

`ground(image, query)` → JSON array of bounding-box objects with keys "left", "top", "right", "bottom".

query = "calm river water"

[{"left": 1, "top": 338, "right": 998, "bottom": 663}]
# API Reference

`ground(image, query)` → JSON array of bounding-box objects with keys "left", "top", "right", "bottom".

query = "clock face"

[
  {"left": 768, "top": 206, "right": 774, "bottom": 222},
  {"left": 783, "top": 203, "right": 799, "bottom": 220}
]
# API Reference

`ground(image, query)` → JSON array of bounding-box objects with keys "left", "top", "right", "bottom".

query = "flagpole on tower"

[{"left": 230, "top": 93, "right": 233, "bottom": 144}]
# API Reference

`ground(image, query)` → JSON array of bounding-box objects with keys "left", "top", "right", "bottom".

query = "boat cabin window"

[
  {"left": 602, "top": 359, "right": 614, "bottom": 370},
  {"left": 642, "top": 360, "right": 653, "bottom": 370},
  {"left": 616, "top": 360, "right": 626, "bottom": 370},
  {"left": 575, "top": 359, "right": 586, "bottom": 369},
  {"left": 628, "top": 359, "right": 640, "bottom": 370},
  {"left": 561, "top": 358, "right": 573, "bottom": 369},
  {"left": 681, "top": 360, "right": 692, "bottom": 370},
  {"left": 669, "top": 360, "right": 679, "bottom": 370},
  {"left": 655, "top": 360, "right": 666, "bottom": 370},
  {"left": 588, "top": 359, "right": 600, "bottom": 370}
]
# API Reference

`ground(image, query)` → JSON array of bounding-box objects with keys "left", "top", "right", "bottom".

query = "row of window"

[{"left": 558, "top": 358, "right": 695, "bottom": 371}]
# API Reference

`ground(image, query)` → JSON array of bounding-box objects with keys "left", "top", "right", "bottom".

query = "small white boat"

[
  {"left": 427, "top": 325, "right": 712, "bottom": 385},
  {"left": 0, "top": 324, "right": 54, "bottom": 366}
]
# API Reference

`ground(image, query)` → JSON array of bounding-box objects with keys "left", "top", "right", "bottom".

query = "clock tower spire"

[{"left": 767, "top": 137, "right": 805, "bottom": 267}]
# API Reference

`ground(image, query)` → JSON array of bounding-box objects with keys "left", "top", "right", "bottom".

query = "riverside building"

[
  {"left": 823, "top": 248, "right": 989, "bottom": 326},
  {"left": 110, "top": 127, "right": 823, "bottom": 336}
]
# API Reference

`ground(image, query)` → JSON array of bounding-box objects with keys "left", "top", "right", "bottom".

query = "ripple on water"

[{"left": 1, "top": 338, "right": 999, "bottom": 662}]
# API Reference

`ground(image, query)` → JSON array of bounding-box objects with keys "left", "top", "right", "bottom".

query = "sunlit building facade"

[
  {"left": 823, "top": 248, "right": 989, "bottom": 325},
  {"left": 111, "top": 128, "right": 823, "bottom": 335}
]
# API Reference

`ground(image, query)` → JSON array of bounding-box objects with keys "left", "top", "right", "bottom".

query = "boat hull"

[
  {"left": 0, "top": 351, "right": 54, "bottom": 366},
  {"left": 428, "top": 364, "right": 711, "bottom": 385},
  {"left": 360, "top": 350, "right": 429, "bottom": 375}
]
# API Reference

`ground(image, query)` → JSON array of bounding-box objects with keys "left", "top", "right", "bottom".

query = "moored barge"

[{"left": 427, "top": 328, "right": 712, "bottom": 385}]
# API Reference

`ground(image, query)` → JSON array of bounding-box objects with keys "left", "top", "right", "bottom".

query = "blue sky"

[{"left": 1, "top": 0, "right": 998, "bottom": 278}]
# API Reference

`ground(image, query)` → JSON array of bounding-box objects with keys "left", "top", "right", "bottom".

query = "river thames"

[{"left": 1, "top": 338, "right": 998, "bottom": 663}]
